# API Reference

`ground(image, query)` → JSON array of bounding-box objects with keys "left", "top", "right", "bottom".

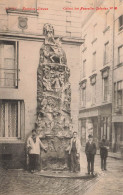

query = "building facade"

[
  {"left": 112, "top": 0, "right": 123, "bottom": 153},
  {"left": 79, "top": 0, "right": 123, "bottom": 155},
  {"left": 0, "top": 0, "right": 83, "bottom": 168}
]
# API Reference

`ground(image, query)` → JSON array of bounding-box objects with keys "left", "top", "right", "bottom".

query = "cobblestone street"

[
  {"left": 0, "top": 155, "right": 123, "bottom": 195},
  {"left": 85, "top": 157, "right": 123, "bottom": 195}
]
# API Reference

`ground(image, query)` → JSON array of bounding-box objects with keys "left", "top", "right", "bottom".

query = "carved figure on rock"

[
  {"left": 40, "top": 97, "right": 47, "bottom": 111},
  {"left": 52, "top": 74, "right": 62, "bottom": 92},
  {"left": 43, "top": 76, "right": 53, "bottom": 91},
  {"left": 40, "top": 23, "right": 67, "bottom": 65}
]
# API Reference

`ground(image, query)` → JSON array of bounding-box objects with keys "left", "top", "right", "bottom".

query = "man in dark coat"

[
  {"left": 69, "top": 132, "right": 81, "bottom": 172},
  {"left": 99, "top": 135, "right": 109, "bottom": 171},
  {"left": 85, "top": 134, "right": 96, "bottom": 175}
]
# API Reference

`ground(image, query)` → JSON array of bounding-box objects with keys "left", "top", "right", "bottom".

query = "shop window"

[
  {"left": 1, "top": 154, "right": 12, "bottom": 160},
  {"left": 114, "top": 81, "right": 123, "bottom": 114},
  {"left": 0, "top": 41, "right": 18, "bottom": 88},
  {"left": 119, "top": 15, "right": 123, "bottom": 31},
  {"left": 80, "top": 119, "right": 86, "bottom": 145},
  {"left": 101, "top": 117, "right": 110, "bottom": 141},
  {"left": 104, "top": 42, "right": 109, "bottom": 65},
  {"left": 114, "top": 123, "right": 123, "bottom": 152},
  {"left": 118, "top": 45, "right": 123, "bottom": 64},
  {"left": 0, "top": 100, "right": 24, "bottom": 139}
]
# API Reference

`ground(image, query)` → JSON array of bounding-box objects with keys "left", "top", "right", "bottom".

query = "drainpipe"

[{"left": 111, "top": 0, "right": 115, "bottom": 152}]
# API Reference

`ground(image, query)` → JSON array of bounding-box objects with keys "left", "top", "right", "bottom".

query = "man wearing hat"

[
  {"left": 85, "top": 134, "right": 96, "bottom": 175},
  {"left": 99, "top": 135, "right": 109, "bottom": 171}
]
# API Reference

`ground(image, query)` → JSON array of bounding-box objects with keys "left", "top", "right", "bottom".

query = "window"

[
  {"left": 104, "top": 42, "right": 109, "bottom": 65},
  {"left": 80, "top": 119, "right": 86, "bottom": 145},
  {"left": 105, "top": 11, "right": 109, "bottom": 28},
  {"left": 118, "top": 45, "right": 123, "bottom": 64},
  {"left": 91, "top": 84, "right": 96, "bottom": 105},
  {"left": 0, "top": 100, "right": 24, "bottom": 139},
  {"left": 66, "top": 31, "right": 71, "bottom": 37},
  {"left": 0, "top": 41, "right": 18, "bottom": 88},
  {"left": 66, "top": 1, "right": 71, "bottom": 6},
  {"left": 114, "top": 83, "right": 117, "bottom": 107},
  {"left": 93, "top": 23, "right": 97, "bottom": 39},
  {"left": 117, "top": 81, "right": 123, "bottom": 106},
  {"left": 101, "top": 117, "right": 110, "bottom": 141},
  {"left": 8, "top": 0, "right": 37, "bottom": 10},
  {"left": 117, "top": 89, "right": 122, "bottom": 106},
  {"left": 114, "top": 81, "right": 123, "bottom": 114},
  {"left": 66, "top": 11, "right": 71, "bottom": 17},
  {"left": 92, "top": 52, "right": 96, "bottom": 72},
  {"left": 66, "top": 21, "right": 71, "bottom": 26},
  {"left": 82, "top": 60, "right": 86, "bottom": 77},
  {"left": 103, "top": 77, "right": 109, "bottom": 101},
  {"left": 83, "top": 34, "right": 87, "bottom": 48},
  {"left": 81, "top": 88, "right": 86, "bottom": 107},
  {"left": 119, "top": 15, "right": 123, "bottom": 31}
]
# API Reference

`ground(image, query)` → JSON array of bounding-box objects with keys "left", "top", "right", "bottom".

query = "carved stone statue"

[
  {"left": 40, "top": 23, "right": 67, "bottom": 65},
  {"left": 36, "top": 24, "right": 72, "bottom": 170}
]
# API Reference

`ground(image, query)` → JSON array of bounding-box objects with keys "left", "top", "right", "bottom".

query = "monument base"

[{"left": 40, "top": 135, "right": 71, "bottom": 170}]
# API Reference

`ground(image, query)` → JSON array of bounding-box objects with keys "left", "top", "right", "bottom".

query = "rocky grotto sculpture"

[{"left": 36, "top": 23, "right": 72, "bottom": 169}]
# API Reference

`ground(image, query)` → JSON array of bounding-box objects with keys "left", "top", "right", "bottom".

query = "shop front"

[{"left": 79, "top": 104, "right": 112, "bottom": 149}]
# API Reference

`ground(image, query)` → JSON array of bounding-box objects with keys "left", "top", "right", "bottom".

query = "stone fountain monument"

[{"left": 36, "top": 23, "right": 72, "bottom": 170}]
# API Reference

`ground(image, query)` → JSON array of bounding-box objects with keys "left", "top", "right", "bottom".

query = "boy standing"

[
  {"left": 100, "top": 135, "right": 109, "bottom": 171},
  {"left": 85, "top": 134, "right": 96, "bottom": 175}
]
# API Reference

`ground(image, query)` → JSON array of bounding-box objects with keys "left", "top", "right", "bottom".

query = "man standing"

[
  {"left": 100, "top": 135, "right": 109, "bottom": 171},
  {"left": 69, "top": 132, "right": 81, "bottom": 172},
  {"left": 85, "top": 134, "right": 96, "bottom": 176},
  {"left": 27, "top": 129, "right": 47, "bottom": 173}
]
